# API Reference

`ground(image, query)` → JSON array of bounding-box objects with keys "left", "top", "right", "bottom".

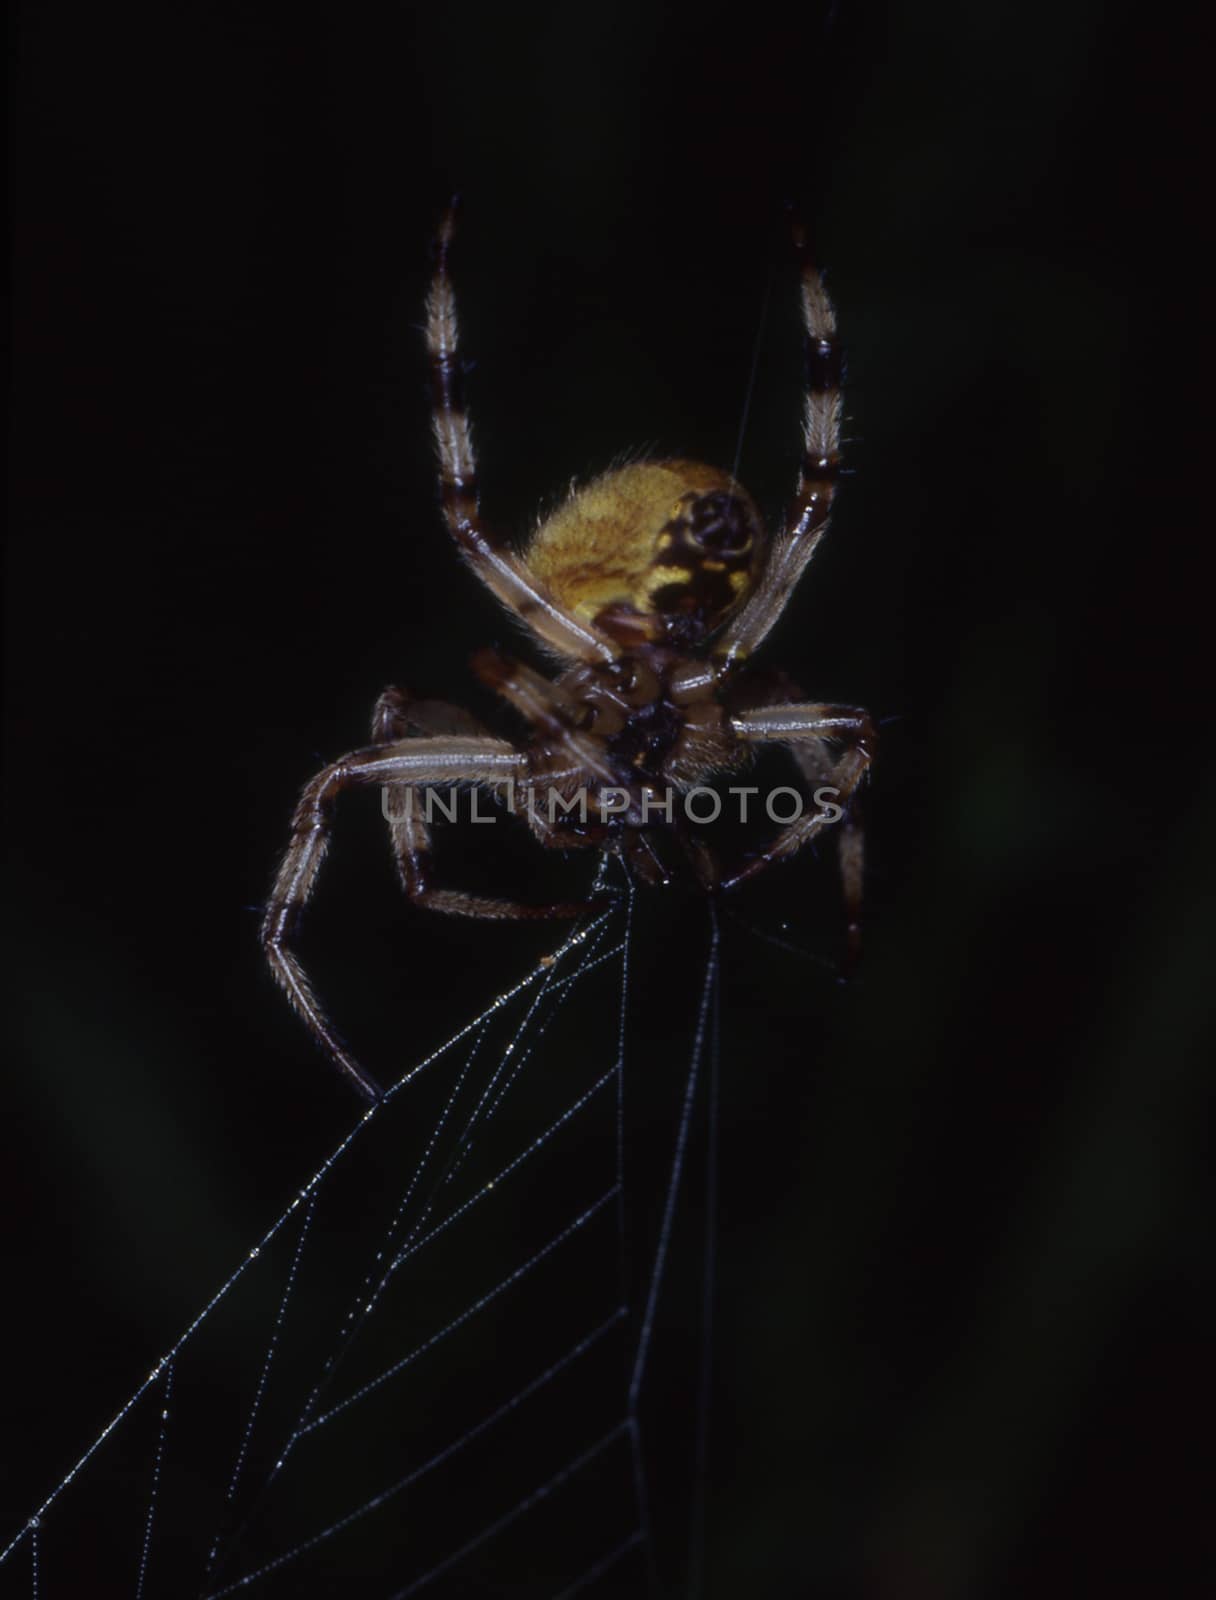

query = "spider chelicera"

[{"left": 263, "top": 207, "right": 875, "bottom": 1100}]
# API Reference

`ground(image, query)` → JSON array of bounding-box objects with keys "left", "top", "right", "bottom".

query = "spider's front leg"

[
  {"left": 721, "top": 702, "right": 875, "bottom": 970},
  {"left": 712, "top": 223, "right": 843, "bottom": 677},
  {"left": 262, "top": 735, "right": 525, "bottom": 1099},
  {"left": 426, "top": 206, "right": 615, "bottom": 668}
]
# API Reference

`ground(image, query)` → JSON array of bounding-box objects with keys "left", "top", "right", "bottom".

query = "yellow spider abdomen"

[{"left": 525, "top": 460, "right": 763, "bottom": 646}]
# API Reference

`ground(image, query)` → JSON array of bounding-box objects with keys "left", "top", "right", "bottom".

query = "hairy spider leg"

[
  {"left": 715, "top": 221, "right": 844, "bottom": 672},
  {"left": 470, "top": 648, "right": 620, "bottom": 787},
  {"left": 784, "top": 721, "right": 867, "bottom": 973},
  {"left": 374, "top": 676, "right": 609, "bottom": 900},
  {"left": 371, "top": 684, "right": 493, "bottom": 744},
  {"left": 720, "top": 701, "right": 874, "bottom": 964},
  {"left": 426, "top": 206, "right": 616, "bottom": 666},
  {"left": 261, "top": 736, "right": 580, "bottom": 1101}
]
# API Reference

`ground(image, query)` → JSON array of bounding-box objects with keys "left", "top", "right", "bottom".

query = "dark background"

[{"left": 4, "top": 1, "right": 1210, "bottom": 1596}]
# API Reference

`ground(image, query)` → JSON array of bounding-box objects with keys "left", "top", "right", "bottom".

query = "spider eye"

[{"left": 685, "top": 491, "right": 753, "bottom": 555}]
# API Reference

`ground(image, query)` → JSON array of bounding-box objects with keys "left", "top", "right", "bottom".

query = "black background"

[{"left": 4, "top": 2, "right": 1210, "bottom": 1596}]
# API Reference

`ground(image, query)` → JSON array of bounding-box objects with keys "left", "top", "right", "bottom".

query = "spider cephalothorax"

[{"left": 264, "top": 207, "right": 874, "bottom": 1098}]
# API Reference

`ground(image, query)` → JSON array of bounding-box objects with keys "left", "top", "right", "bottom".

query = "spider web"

[{"left": 0, "top": 858, "right": 732, "bottom": 1598}]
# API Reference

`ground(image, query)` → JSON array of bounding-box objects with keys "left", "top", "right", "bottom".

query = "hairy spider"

[{"left": 263, "top": 208, "right": 874, "bottom": 1099}]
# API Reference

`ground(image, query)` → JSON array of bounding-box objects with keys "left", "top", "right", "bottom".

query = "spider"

[{"left": 263, "top": 207, "right": 874, "bottom": 1100}]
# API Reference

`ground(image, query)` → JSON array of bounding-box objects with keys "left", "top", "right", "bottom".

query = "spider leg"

[
  {"left": 371, "top": 684, "right": 491, "bottom": 743},
  {"left": 426, "top": 206, "right": 616, "bottom": 667},
  {"left": 379, "top": 781, "right": 592, "bottom": 924},
  {"left": 720, "top": 701, "right": 874, "bottom": 967},
  {"left": 714, "top": 220, "right": 843, "bottom": 672},
  {"left": 370, "top": 684, "right": 598, "bottom": 916},
  {"left": 470, "top": 647, "right": 619, "bottom": 785},
  {"left": 784, "top": 727, "right": 866, "bottom": 973},
  {"left": 263, "top": 735, "right": 551, "bottom": 1099}
]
